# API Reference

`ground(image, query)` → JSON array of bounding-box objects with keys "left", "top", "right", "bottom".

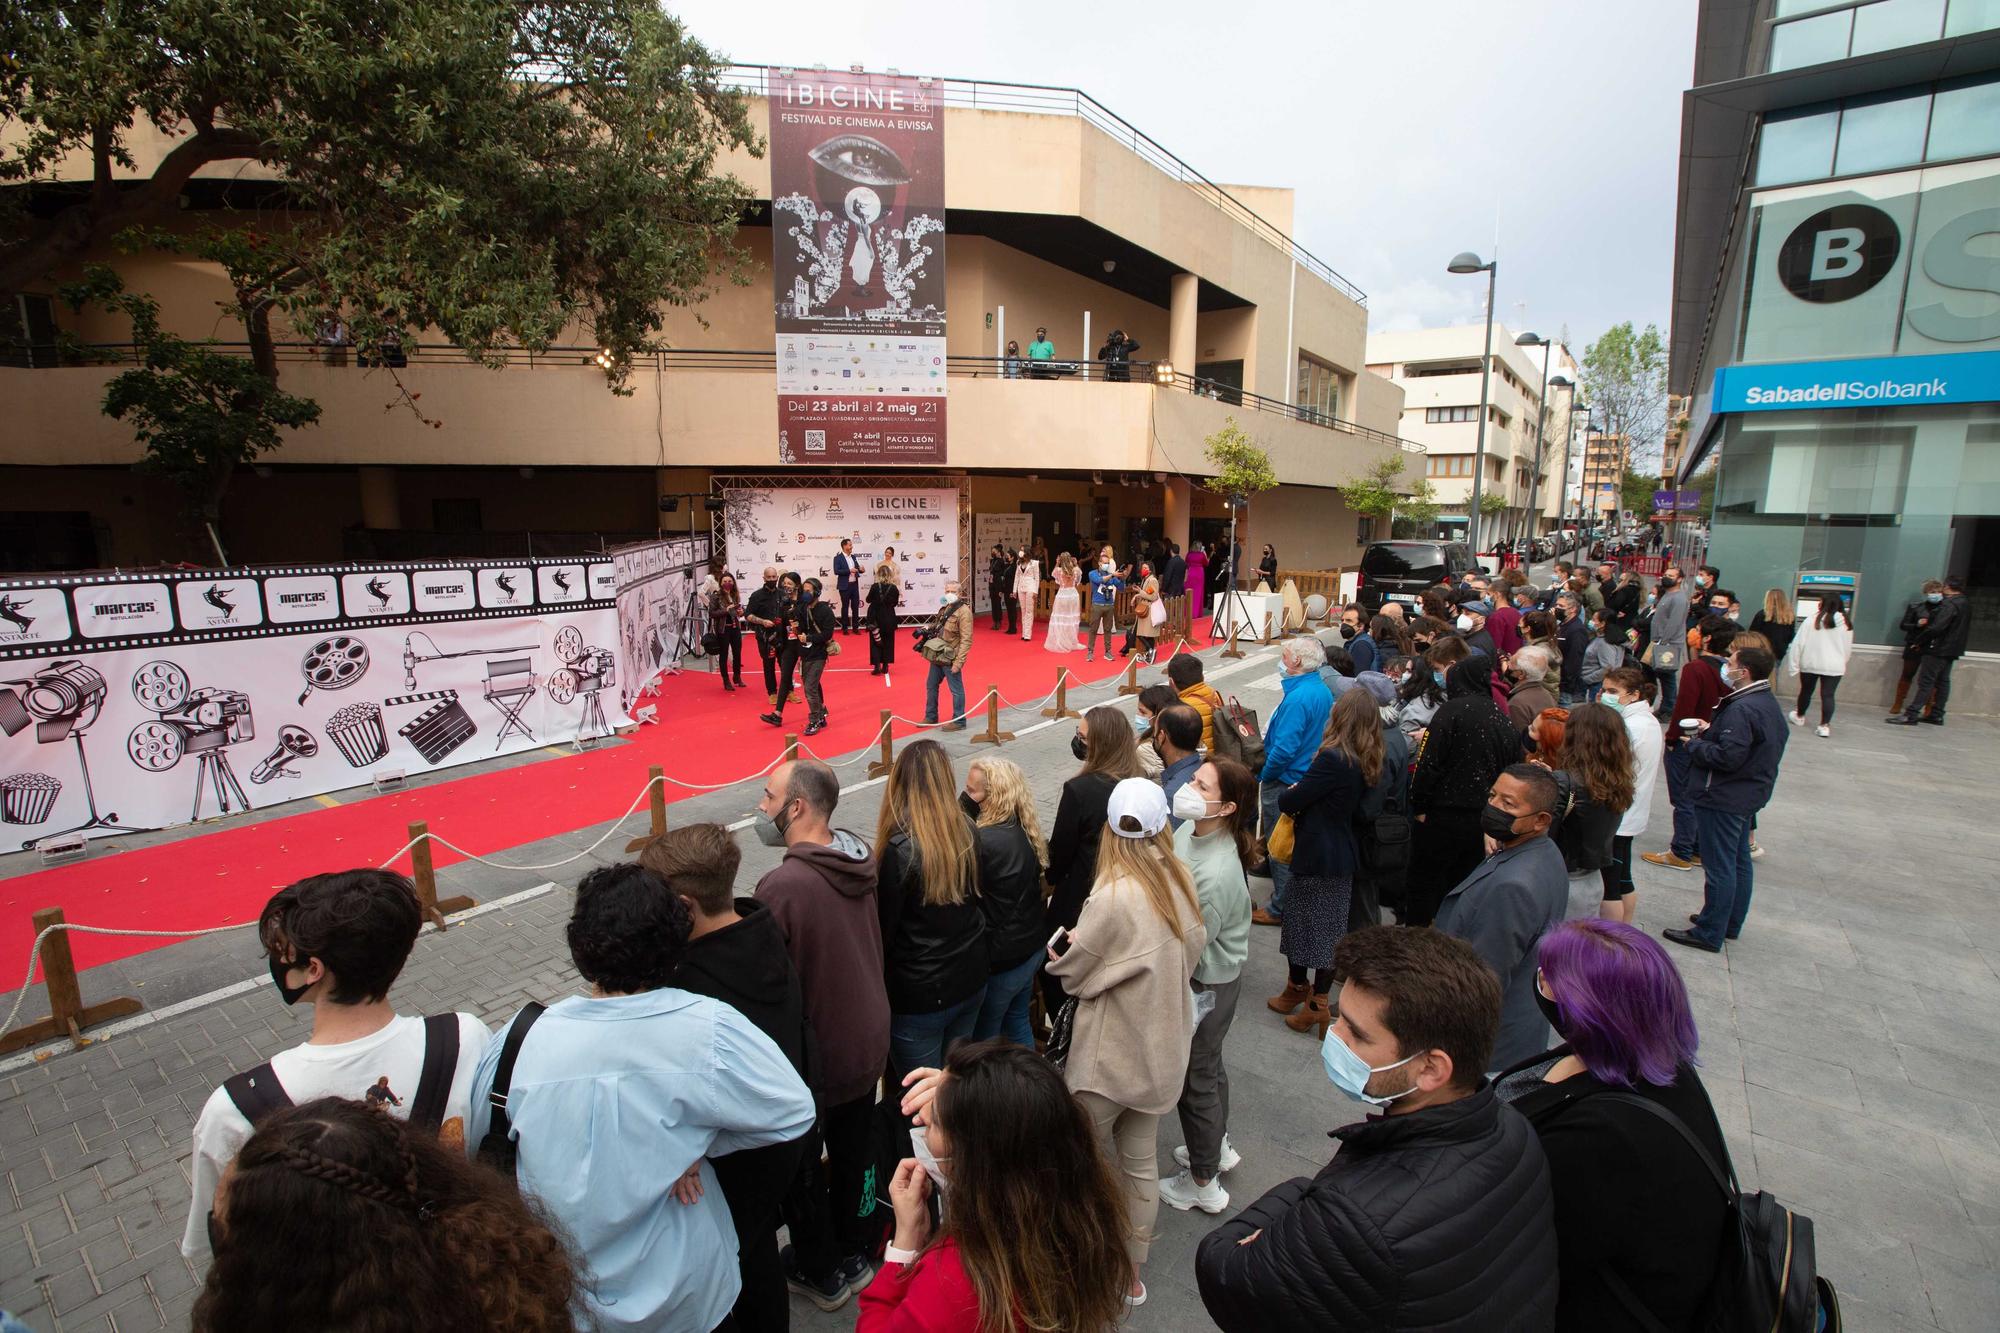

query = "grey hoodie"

[{"left": 755, "top": 830, "right": 889, "bottom": 1104}]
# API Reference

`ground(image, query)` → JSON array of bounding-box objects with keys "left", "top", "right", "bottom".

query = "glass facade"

[
  {"left": 1708, "top": 404, "right": 2000, "bottom": 650},
  {"left": 1768, "top": 0, "right": 1999, "bottom": 72},
  {"left": 1753, "top": 72, "right": 2000, "bottom": 186}
]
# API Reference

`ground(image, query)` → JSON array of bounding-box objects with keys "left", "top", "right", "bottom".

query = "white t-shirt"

[{"left": 180, "top": 1011, "right": 491, "bottom": 1258}]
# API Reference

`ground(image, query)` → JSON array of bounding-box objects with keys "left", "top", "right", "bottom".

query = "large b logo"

[{"left": 1777, "top": 204, "right": 1901, "bottom": 303}]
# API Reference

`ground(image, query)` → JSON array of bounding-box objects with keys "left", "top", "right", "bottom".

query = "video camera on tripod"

[{"left": 127, "top": 661, "right": 257, "bottom": 820}]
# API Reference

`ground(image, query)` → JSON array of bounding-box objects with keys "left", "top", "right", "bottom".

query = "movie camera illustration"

[
  {"left": 547, "top": 625, "right": 617, "bottom": 745},
  {"left": 126, "top": 661, "right": 256, "bottom": 821},
  {"left": 0, "top": 660, "right": 149, "bottom": 848}
]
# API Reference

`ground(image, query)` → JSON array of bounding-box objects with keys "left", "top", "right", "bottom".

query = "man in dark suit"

[
  {"left": 1434, "top": 764, "right": 1569, "bottom": 1074},
  {"left": 1162, "top": 542, "right": 1187, "bottom": 600},
  {"left": 833, "top": 539, "right": 861, "bottom": 635}
]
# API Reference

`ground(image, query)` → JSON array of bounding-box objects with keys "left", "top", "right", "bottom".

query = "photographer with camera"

[{"left": 762, "top": 574, "right": 837, "bottom": 737}]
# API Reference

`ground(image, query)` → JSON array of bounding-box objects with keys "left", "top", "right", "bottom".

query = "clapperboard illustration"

[{"left": 382, "top": 690, "right": 477, "bottom": 765}]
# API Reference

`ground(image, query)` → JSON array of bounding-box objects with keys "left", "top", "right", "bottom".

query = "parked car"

[{"left": 1358, "top": 540, "right": 1483, "bottom": 612}]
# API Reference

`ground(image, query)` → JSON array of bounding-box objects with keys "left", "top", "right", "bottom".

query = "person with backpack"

[
  {"left": 467, "top": 863, "right": 815, "bottom": 1333},
  {"left": 181, "top": 869, "right": 493, "bottom": 1260},
  {"left": 1494, "top": 920, "right": 1732, "bottom": 1332}
]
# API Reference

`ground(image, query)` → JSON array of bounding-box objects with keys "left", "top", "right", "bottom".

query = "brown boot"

[
  {"left": 1285, "top": 992, "right": 1332, "bottom": 1037},
  {"left": 1266, "top": 981, "right": 1310, "bottom": 1015},
  {"left": 1890, "top": 681, "right": 1909, "bottom": 715}
]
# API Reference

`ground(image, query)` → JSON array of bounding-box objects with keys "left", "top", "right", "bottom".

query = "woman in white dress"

[
  {"left": 1045, "top": 552, "right": 1083, "bottom": 653},
  {"left": 1014, "top": 548, "right": 1042, "bottom": 641}
]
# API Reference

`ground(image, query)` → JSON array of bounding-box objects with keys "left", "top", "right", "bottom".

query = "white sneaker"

[
  {"left": 1786, "top": 712, "right": 1806, "bottom": 727},
  {"left": 1158, "top": 1169, "right": 1231, "bottom": 1214},
  {"left": 1816, "top": 724, "right": 1830, "bottom": 738},
  {"left": 1173, "top": 1136, "right": 1241, "bottom": 1173},
  {"left": 1749, "top": 842, "right": 1766, "bottom": 860}
]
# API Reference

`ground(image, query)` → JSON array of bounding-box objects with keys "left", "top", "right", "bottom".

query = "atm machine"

[{"left": 1795, "top": 570, "right": 1859, "bottom": 620}]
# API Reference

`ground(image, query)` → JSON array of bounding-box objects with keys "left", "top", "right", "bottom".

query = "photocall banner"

[
  {"left": 0, "top": 558, "right": 629, "bottom": 849},
  {"left": 971, "top": 512, "right": 1033, "bottom": 615},
  {"left": 770, "top": 67, "right": 947, "bottom": 465},
  {"left": 610, "top": 534, "right": 713, "bottom": 705},
  {"left": 719, "top": 484, "right": 962, "bottom": 616}
]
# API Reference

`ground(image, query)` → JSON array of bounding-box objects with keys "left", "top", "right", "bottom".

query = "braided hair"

[{"left": 193, "top": 1097, "right": 580, "bottom": 1332}]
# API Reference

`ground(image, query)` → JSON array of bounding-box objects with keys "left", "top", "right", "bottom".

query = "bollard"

[
  {"left": 970, "top": 687, "right": 1015, "bottom": 747},
  {"left": 1260, "top": 611, "right": 1274, "bottom": 646},
  {"left": 1041, "top": 667, "right": 1082, "bottom": 720},
  {"left": 784, "top": 733, "right": 799, "bottom": 764},
  {"left": 625, "top": 765, "right": 668, "bottom": 852},
  {"left": 867, "top": 710, "right": 896, "bottom": 779},
  {"left": 407, "top": 821, "right": 475, "bottom": 929},
  {"left": 1117, "top": 654, "right": 1143, "bottom": 698},
  {"left": 0, "top": 907, "right": 144, "bottom": 1055}
]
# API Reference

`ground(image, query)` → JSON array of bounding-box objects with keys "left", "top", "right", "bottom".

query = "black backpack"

[
  {"left": 1595, "top": 1090, "right": 1838, "bottom": 1333},
  {"left": 224, "top": 1013, "right": 461, "bottom": 1131}
]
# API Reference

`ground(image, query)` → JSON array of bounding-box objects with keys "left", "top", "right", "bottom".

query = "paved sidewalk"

[{"left": 0, "top": 642, "right": 1994, "bottom": 1330}]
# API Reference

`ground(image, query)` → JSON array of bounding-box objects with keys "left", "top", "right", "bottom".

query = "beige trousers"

[{"left": 1074, "top": 1089, "right": 1162, "bottom": 1266}]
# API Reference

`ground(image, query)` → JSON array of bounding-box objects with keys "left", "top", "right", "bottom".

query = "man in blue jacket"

[
  {"left": 1664, "top": 643, "right": 1789, "bottom": 954},
  {"left": 1255, "top": 636, "right": 1332, "bottom": 926}
]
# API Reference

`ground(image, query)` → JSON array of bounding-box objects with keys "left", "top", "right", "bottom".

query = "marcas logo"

[{"left": 1777, "top": 204, "right": 1900, "bottom": 304}]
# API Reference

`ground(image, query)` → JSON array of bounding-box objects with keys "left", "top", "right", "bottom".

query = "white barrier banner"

[
  {"left": 610, "top": 535, "right": 713, "bottom": 705},
  {"left": 0, "top": 558, "right": 629, "bottom": 849}
]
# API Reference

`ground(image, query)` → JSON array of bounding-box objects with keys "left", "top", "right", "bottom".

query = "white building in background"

[{"left": 1367, "top": 324, "right": 1579, "bottom": 543}]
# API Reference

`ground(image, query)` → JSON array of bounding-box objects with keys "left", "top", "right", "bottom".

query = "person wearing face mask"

[
  {"left": 1598, "top": 667, "right": 1662, "bottom": 925},
  {"left": 1457, "top": 602, "right": 1496, "bottom": 660},
  {"left": 1663, "top": 645, "right": 1789, "bottom": 954},
  {"left": 1158, "top": 756, "right": 1258, "bottom": 1215},
  {"left": 1888, "top": 579, "right": 1944, "bottom": 717},
  {"left": 867, "top": 1042, "right": 1133, "bottom": 1332},
  {"left": 1505, "top": 643, "right": 1559, "bottom": 735},
  {"left": 964, "top": 758, "right": 1050, "bottom": 1047},
  {"left": 1435, "top": 764, "right": 1571, "bottom": 1071},
  {"left": 743, "top": 565, "right": 790, "bottom": 707},
  {"left": 1494, "top": 921, "right": 1731, "bottom": 1332},
  {"left": 1406, "top": 656, "right": 1524, "bottom": 927},
  {"left": 918, "top": 581, "right": 975, "bottom": 731},
  {"left": 1888, "top": 573, "right": 1971, "bottom": 728},
  {"left": 748, "top": 759, "right": 888, "bottom": 1308},
  {"left": 1084, "top": 547, "right": 1124, "bottom": 663},
  {"left": 1552, "top": 592, "right": 1590, "bottom": 705},
  {"left": 181, "top": 870, "right": 494, "bottom": 1261},
  {"left": 1131, "top": 683, "right": 1174, "bottom": 778},
  {"left": 1336, "top": 606, "right": 1375, "bottom": 673},
  {"left": 1688, "top": 565, "right": 1721, "bottom": 618},
  {"left": 1642, "top": 615, "right": 1734, "bottom": 874},
  {"left": 1646, "top": 573, "right": 1692, "bottom": 716},
  {"left": 1395, "top": 636, "right": 1467, "bottom": 743},
  {"left": 1043, "top": 707, "right": 1144, "bottom": 1013},
  {"left": 1154, "top": 703, "right": 1205, "bottom": 824},
  {"left": 1195, "top": 926, "right": 1558, "bottom": 1331},
  {"left": 762, "top": 574, "right": 838, "bottom": 737},
  {"left": 866, "top": 561, "right": 901, "bottom": 676},
  {"left": 1254, "top": 637, "right": 1334, "bottom": 927},
  {"left": 1258, "top": 544, "right": 1279, "bottom": 591}
]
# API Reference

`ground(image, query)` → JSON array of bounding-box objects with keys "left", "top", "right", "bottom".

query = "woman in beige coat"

[{"left": 1045, "top": 778, "right": 1206, "bottom": 1307}]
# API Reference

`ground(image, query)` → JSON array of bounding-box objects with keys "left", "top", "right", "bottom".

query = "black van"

[{"left": 1358, "top": 540, "right": 1483, "bottom": 612}]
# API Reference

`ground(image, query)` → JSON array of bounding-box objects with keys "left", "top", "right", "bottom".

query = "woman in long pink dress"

[
  {"left": 1185, "top": 543, "right": 1209, "bottom": 620},
  {"left": 1044, "top": 552, "right": 1083, "bottom": 652}
]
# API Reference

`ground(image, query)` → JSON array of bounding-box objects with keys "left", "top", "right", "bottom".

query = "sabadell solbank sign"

[{"left": 1712, "top": 349, "right": 2000, "bottom": 414}]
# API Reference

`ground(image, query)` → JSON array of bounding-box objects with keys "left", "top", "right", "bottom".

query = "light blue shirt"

[{"left": 467, "top": 989, "right": 816, "bottom": 1332}]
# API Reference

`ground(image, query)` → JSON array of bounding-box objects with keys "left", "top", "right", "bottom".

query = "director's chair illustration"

[{"left": 482, "top": 656, "right": 539, "bottom": 749}]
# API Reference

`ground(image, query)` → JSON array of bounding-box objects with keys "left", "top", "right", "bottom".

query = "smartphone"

[{"left": 1046, "top": 926, "right": 1071, "bottom": 958}]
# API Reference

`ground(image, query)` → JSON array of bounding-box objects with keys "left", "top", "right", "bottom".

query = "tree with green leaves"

[
  {"left": 1204, "top": 417, "right": 1277, "bottom": 604},
  {"left": 1337, "top": 456, "right": 1406, "bottom": 526},
  {"left": 1581, "top": 322, "right": 1668, "bottom": 471},
  {"left": 4, "top": 0, "right": 760, "bottom": 555}
]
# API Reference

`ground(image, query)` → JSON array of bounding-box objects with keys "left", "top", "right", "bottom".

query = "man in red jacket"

[
  {"left": 754, "top": 758, "right": 891, "bottom": 1312},
  {"left": 1643, "top": 615, "right": 1737, "bottom": 873}
]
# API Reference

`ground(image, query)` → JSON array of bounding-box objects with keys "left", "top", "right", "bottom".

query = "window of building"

[
  {"left": 1426, "top": 405, "right": 1479, "bottom": 424},
  {"left": 1770, "top": 9, "right": 1856, "bottom": 69},
  {"left": 1356, "top": 515, "right": 1377, "bottom": 544},
  {"left": 1834, "top": 89, "right": 1933, "bottom": 174},
  {"left": 1297, "top": 354, "right": 1342, "bottom": 422},
  {"left": 1768, "top": 0, "right": 1992, "bottom": 72},
  {"left": 1928, "top": 74, "right": 2000, "bottom": 160},
  {"left": 1755, "top": 106, "right": 1839, "bottom": 185},
  {"left": 1947, "top": 0, "right": 2000, "bottom": 33},
  {"left": 1854, "top": 0, "right": 1948, "bottom": 52}
]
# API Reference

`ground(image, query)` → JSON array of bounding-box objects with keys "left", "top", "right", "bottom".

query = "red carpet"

[{"left": 1, "top": 619, "right": 1215, "bottom": 974}]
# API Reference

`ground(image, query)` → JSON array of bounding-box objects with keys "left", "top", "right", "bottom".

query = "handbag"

[
  {"left": 1363, "top": 797, "right": 1412, "bottom": 874},
  {"left": 1644, "top": 639, "right": 1683, "bottom": 672},
  {"left": 1148, "top": 596, "right": 1168, "bottom": 628},
  {"left": 1267, "top": 812, "right": 1296, "bottom": 864},
  {"left": 1210, "top": 695, "right": 1266, "bottom": 773},
  {"left": 699, "top": 631, "right": 721, "bottom": 656}
]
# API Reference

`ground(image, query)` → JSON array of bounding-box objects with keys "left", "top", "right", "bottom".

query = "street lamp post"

[
  {"left": 1517, "top": 332, "right": 1556, "bottom": 542},
  {"left": 1448, "top": 251, "right": 1497, "bottom": 558}
]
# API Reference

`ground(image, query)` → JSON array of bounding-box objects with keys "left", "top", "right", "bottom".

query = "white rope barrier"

[{"left": 1, "top": 920, "right": 249, "bottom": 1044}]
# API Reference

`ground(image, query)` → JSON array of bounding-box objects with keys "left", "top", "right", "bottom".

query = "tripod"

[
  {"left": 21, "top": 732, "right": 150, "bottom": 850},
  {"left": 664, "top": 577, "right": 710, "bottom": 677},
  {"left": 191, "top": 749, "right": 250, "bottom": 821},
  {"left": 574, "top": 687, "right": 611, "bottom": 747}
]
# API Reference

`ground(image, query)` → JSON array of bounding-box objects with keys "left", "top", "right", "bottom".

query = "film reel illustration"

[{"left": 299, "top": 635, "right": 370, "bottom": 704}]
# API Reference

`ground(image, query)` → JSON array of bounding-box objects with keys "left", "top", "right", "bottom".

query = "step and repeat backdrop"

[
  {"left": 715, "top": 478, "right": 966, "bottom": 616},
  {"left": 0, "top": 555, "right": 654, "bottom": 849}
]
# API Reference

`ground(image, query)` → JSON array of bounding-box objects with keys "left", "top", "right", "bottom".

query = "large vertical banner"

[
  {"left": 770, "top": 68, "right": 947, "bottom": 465},
  {"left": 971, "top": 513, "right": 1032, "bottom": 615}
]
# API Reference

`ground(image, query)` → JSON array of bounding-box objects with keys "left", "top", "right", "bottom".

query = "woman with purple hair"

[{"left": 1493, "top": 919, "right": 1731, "bottom": 1332}]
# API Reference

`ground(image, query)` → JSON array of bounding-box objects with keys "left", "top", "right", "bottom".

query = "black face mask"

[
  {"left": 1339, "top": 624, "right": 1357, "bottom": 640},
  {"left": 1479, "top": 802, "right": 1523, "bottom": 842},
  {"left": 1535, "top": 986, "right": 1566, "bottom": 1036},
  {"left": 959, "top": 791, "right": 980, "bottom": 820},
  {"left": 1071, "top": 733, "right": 1088, "bottom": 761},
  {"left": 270, "top": 956, "right": 312, "bottom": 1006},
  {"left": 1521, "top": 730, "right": 1538, "bottom": 754},
  {"left": 762, "top": 577, "right": 777, "bottom": 588}
]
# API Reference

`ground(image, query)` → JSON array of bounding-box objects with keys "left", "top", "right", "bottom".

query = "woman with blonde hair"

[
  {"left": 964, "top": 757, "right": 1050, "bottom": 1047},
  {"left": 1045, "top": 552, "right": 1084, "bottom": 654},
  {"left": 1045, "top": 779, "right": 1205, "bottom": 1307},
  {"left": 1749, "top": 587, "right": 1797, "bottom": 664},
  {"left": 876, "top": 739, "right": 988, "bottom": 1078},
  {"left": 1267, "top": 688, "right": 1378, "bottom": 1037}
]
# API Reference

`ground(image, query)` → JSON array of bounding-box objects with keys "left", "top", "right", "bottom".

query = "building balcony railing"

[
  {"left": 56, "top": 343, "right": 1423, "bottom": 452},
  {"left": 714, "top": 65, "right": 1367, "bottom": 306}
]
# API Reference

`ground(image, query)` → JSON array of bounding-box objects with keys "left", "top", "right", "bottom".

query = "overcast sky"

[{"left": 669, "top": 0, "right": 1695, "bottom": 359}]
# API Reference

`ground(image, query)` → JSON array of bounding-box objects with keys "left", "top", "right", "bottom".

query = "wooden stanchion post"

[
  {"left": 407, "top": 821, "right": 474, "bottom": 928},
  {"left": 1117, "top": 654, "right": 1143, "bottom": 697},
  {"left": 625, "top": 765, "right": 668, "bottom": 852},
  {"left": 1260, "top": 611, "right": 1274, "bottom": 646},
  {"left": 1041, "top": 667, "right": 1081, "bottom": 720},
  {"left": 1222, "top": 610, "right": 1246, "bottom": 660},
  {"left": 784, "top": 733, "right": 799, "bottom": 764},
  {"left": 0, "top": 907, "right": 144, "bottom": 1055},
  {"left": 867, "top": 710, "right": 895, "bottom": 779},
  {"left": 970, "top": 687, "right": 1014, "bottom": 747}
]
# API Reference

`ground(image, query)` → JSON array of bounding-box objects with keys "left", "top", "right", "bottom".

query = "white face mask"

[
  {"left": 910, "top": 1126, "right": 949, "bottom": 1199},
  {"left": 1171, "top": 785, "right": 1211, "bottom": 822},
  {"left": 941, "top": 591, "right": 958, "bottom": 604},
  {"left": 1455, "top": 614, "right": 1474, "bottom": 632}
]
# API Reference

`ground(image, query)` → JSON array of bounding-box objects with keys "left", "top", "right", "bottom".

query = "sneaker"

[
  {"left": 1815, "top": 724, "right": 1830, "bottom": 738},
  {"left": 782, "top": 1245, "right": 851, "bottom": 1312},
  {"left": 1641, "top": 851, "right": 1698, "bottom": 871},
  {"left": 1085, "top": 650, "right": 1094, "bottom": 663},
  {"left": 1884, "top": 715, "right": 1919, "bottom": 726},
  {"left": 1749, "top": 841, "right": 1766, "bottom": 860},
  {"left": 1158, "top": 1170, "right": 1230, "bottom": 1214},
  {"left": 804, "top": 716, "right": 826, "bottom": 737},
  {"left": 760, "top": 712, "right": 784, "bottom": 728},
  {"left": 1174, "top": 1136, "right": 1242, "bottom": 1173},
  {"left": 835, "top": 1253, "right": 875, "bottom": 1294},
  {"left": 1786, "top": 711, "right": 1806, "bottom": 728}
]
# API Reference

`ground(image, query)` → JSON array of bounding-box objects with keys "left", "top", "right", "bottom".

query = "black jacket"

[
  {"left": 987, "top": 553, "right": 1011, "bottom": 588},
  {"left": 1604, "top": 582, "right": 1641, "bottom": 636},
  {"left": 667, "top": 900, "right": 811, "bottom": 1254},
  {"left": 1748, "top": 611, "right": 1796, "bottom": 661},
  {"left": 973, "top": 818, "right": 1044, "bottom": 971},
  {"left": 1278, "top": 747, "right": 1366, "bottom": 878},
  {"left": 1196, "top": 1086, "right": 1558, "bottom": 1332},
  {"left": 1045, "top": 771, "right": 1117, "bottom": 934},
  {"left": 876, "top": 828, "right": 988, "bottom": 1014},
  {"left": 1411, "top": 659, "right": 1523, "bottom": 814},
  {"left": 1162, "top": 553, "right": 1187, "bottom": 598},
  {"left": 1553, "top": 778, "right": 1621, "bottom": 874},
  {"left": 1917, "top": 592, "right": 1972, "bottom": 659},
  {"left": 1498, "top": 1053, "right": 1730, "bottom": 1333},
  {"left": 1554, "top": 615, "right": 1589, "bottom": 695},
  {"left": 745, "top": 581, "right": 784, "bottom": 646},
  {"left": 782, "top": 598, "right": 837, "bottom": 661}
]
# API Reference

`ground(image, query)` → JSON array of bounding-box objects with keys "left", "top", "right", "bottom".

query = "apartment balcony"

[{"left": 8, "top": 345, "right": 1417, "bottom": 488}]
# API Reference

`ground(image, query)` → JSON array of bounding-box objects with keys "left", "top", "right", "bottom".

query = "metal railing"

[
  {"left": 61, "top": 342, "right": 1425, "bottom": 450},
  {"left": 717, "top": 65, "right": 1366, "bottom": 306}
]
